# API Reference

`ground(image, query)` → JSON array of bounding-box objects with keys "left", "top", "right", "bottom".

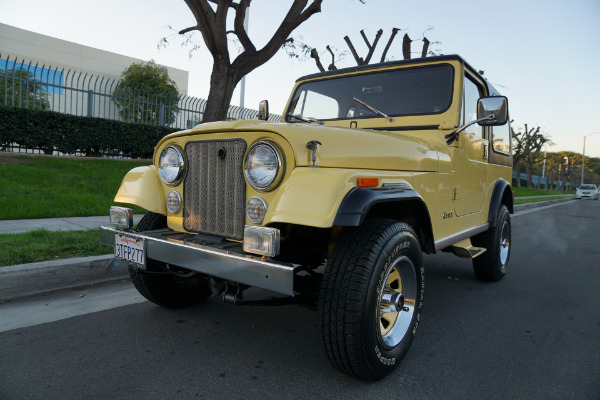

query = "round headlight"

[
  {"left": 246, "top": 196, "right": 267, "bottom": 224},
  {"left": 244, "top": 142, "right": 282, "bottom": 190},
  {"left": 166, "top": 191, "right": 182, "bottom": 214},
  {"left": 158, "top": 146, "right": 185, "bottom": 185}
]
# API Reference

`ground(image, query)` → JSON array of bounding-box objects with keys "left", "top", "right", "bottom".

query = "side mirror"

[
  {"left": 257, "top": 100, "right": 269, "bottom": 120},
  {"left": 477, "top": 96, "right": 508, "bottom": 126}
]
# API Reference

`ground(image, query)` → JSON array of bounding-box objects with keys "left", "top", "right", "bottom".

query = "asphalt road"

[{"left": 1, "top": 200, "right": 599, "bottom": 399}]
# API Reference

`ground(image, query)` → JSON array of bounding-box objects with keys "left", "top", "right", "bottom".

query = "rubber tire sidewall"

[
  {"left": 318, "top": 219, "right": 424, "bottom": 381},
  {"left": 472, "top": 205, "right": 511, "bottom": 282},
  {"left": 364, "top": 224, "right": 424, "bottom": 379}
]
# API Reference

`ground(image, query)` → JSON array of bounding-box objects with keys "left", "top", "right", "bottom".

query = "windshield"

[
  {"left": 286, "top": 64, "right": 454, "bottom": 122},
  {"left": 579, "top": 185, "right": 597, "bottom": 190}
]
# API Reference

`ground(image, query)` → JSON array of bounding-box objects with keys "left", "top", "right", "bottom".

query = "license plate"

[{"left": 114, "top": 232, "right": 146, "bottom": 269}]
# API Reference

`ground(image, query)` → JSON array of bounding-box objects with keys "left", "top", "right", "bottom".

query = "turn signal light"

[{"left": 357, "top": 177, "right": 379, "bottom": 188}]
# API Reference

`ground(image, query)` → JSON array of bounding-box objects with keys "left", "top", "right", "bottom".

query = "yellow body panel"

[
  {"left": 114, "top": 166, "right": 165, "bottom": 215},
  {"left": 265, "top": 168, "right": 413, "bottom": 228}
]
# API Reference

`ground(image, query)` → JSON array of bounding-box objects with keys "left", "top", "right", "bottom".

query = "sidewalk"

[
  {"left": 0, "top": 197, "right": 575, "bottom": 302},
  {"left": 0, "top": 215, "right": 143, "bottom": 235}
]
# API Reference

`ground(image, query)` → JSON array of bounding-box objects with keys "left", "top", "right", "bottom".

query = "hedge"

[{"left": 0, "top": 106, "right": 181, "bottom": 158}]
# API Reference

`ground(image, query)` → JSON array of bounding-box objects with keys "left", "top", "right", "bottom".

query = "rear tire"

[
  {"left": 472, "top": 205, "right": 511, "bottom": 282},
  {"left": 129, "top": 212, "right": 212, "bottom": 308},
  {"left": 318, "top": 218, "right": 424, "bottom": 381}
]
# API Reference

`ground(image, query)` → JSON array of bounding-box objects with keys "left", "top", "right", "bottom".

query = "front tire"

[
  {"left": 129, "top": 212, "right": 212, "bottom": 308},
  {"left": 318, "top": 218, "right": 424, "bottom": 381},
  {"left": 471, "top": 205, "right": 511, "bottom": 282}
]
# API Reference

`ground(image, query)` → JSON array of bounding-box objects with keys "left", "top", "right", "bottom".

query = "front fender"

[
  {"left": 114, "top": 166, "right": 166, "bottom": 215},
  {"left": 265, "top": 168, "right": 356, "bottom": 228},
  {"left": 264, "top": 168, "right": 414, "bottom": 229}
]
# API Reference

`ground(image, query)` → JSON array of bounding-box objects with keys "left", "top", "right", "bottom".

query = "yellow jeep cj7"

[{"left": 101, "top": 55, "right": 513, "bottom": 381}]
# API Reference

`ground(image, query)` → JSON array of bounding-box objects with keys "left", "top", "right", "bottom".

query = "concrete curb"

[
  {"left": 0, "top": 197, "right": 576, "bottom": 302},
  {"left": 0, "top": 255, "right": 129, "bottom": 302}
]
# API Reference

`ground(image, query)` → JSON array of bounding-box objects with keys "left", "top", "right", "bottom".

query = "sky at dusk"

[{"left": 2, "top": 0, "right": 600, "bottom": 157}]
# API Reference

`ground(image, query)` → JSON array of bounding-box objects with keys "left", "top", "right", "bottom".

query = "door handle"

[{"left": 483, "top": 143, "right": 489, "bottom": 159}]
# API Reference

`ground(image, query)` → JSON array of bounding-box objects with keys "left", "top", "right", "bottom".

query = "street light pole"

[
  {"left": 581, "top": 131, "right": 600, "bottom": 185},
  {"left": 239, "top": 7, "right": 250, "bottom": 109}
]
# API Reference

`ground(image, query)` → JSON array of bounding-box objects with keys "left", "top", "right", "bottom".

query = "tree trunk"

[
  {"left": 202, "top": 62, "right": 239, "bottom": 123},
  {"left": 513, "top": 160, "right": 521, "bottom": 188},
  {"left": 525, "top": 163, "right": 533, "bottom": 189}
]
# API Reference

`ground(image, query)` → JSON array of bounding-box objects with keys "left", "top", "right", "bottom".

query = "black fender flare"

[
  {"left": 488, "top": 178, "right": 513, "bottom": 227},
  {"left": 333, "top": 187, "right": 435, "bottom": 253}
]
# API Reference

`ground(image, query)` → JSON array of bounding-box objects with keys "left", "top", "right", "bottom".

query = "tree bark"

[
  {"left": 380, "top": 28, "right": 400, "bottom": 63},
  {"left": 525, "top": 163, "right": 533, "bottom": 189},
  {"left": 402, "top": 34, "right": 412, "bottom": 59},
  {"left": 310, "top": 48, "right": 325, "bottom": 72},
  {"left": 513, "top": 159, "right": 521, "bottom": 188},
  {"left": 202, "top": 60, "right": 238, "bottom": 123},
  {"left": 421, "top": 37, "right": 430, "bottom": 58}
]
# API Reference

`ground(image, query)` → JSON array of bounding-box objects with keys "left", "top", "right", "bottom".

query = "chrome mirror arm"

[{"left": 445, "top": 114, "right": 495, "bottom": 145}]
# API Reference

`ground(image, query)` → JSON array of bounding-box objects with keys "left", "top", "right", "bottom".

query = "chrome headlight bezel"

[
  {"left": 246, "top": 196, "right": 268, "bottom": 224},
  {"left": 166, "top": 190, "right": 182, "bottom": 214},
  {"left": 158, "top": 145, "right": 185, "bottom": 186},
  {"left": 244, "top": 141, "right": 284, "bottom": 191}
]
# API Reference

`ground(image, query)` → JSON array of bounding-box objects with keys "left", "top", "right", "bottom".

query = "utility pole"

[{"left": 581, "top": 132, "right": 600, "bottom": 186}]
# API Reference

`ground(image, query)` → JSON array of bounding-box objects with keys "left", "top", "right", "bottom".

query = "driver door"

[{"left": 453, "top": 73, "right": 489, "bottom": 217}]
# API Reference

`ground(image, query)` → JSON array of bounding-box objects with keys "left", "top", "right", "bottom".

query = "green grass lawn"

[
  {"left": 0, "top": 154, "right": 147, "bottom": 267},
  {"left": 0, "top": 228, "right": 112, "bottom": 267},
  {"left": 512, "top": 187, "right": 574, "bottom": 197},
  {"left": 0, "top": 154, "right": 149, "bottom": 220}
]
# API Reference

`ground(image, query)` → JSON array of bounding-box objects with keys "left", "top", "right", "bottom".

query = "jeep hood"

[{"left": 182, "top": 120, "right": 444, "bottom": 172}]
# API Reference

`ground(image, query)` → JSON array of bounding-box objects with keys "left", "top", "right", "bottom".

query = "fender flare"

[
  {"left": 488, "top": 178, "right": 513, "bottom": 227},
  {"left": 333, "top": 187, "right": 435, "bottom": 253}
]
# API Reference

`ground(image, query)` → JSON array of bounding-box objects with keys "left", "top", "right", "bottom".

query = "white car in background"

[{"left": 576, "top": 184, "right": 599, "bottom": 200}]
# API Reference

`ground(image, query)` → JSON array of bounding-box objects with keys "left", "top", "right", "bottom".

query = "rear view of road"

[{"left": 0, "top": 200, "right": 598, "bottom": 399}]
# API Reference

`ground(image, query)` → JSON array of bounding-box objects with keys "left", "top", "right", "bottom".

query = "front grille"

[{"left": 183, "top": 139, "right": 247, "bottom": 240}]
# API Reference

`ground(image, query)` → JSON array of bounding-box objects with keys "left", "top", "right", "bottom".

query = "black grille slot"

[{"left": 183, "top": 139, "right": 247, "bottom": 240}]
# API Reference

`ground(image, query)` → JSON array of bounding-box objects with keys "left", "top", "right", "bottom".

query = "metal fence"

[{"left": 1, "top": 54, "right": 281, "bottom": 153}]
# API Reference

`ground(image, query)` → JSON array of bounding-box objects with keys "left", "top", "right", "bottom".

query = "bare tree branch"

[
  {"left": 310, "top": 48, "right": 325, "bottom": 72},
  {"left": 402, "top": 34, "right": 412, "bottom": 59},
  {"left": 183, "top": 0, "right": 228, "bottom": 59},
  {"left": 231, "top": 0, "right": 254, "bottom": 52},
  {"left": 361, "top": 29, "right": 382, "bottom": 64},
  {"left": 421, "top": 37, "right": 430, "bottom": 58},
  {"left": 380, "top": 28, "right": 400, "bottom": 63},
  {"left": 179, "top": 26, "right": 200, "bottom": 35},
  {"left": 233, "top": 0, "right": 323, "bottom": 76},
  {"left": 344, "top": 35, "right": 363, "bottom": 65},
  {"left": 326, "top": 45, "right": 337, "bottom": 70},
  {"left": 344, "top": 29, "right": 383, "bottom": 65}
]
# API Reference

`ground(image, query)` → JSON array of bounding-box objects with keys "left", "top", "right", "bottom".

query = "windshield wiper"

[
  {"left": 286, "top": 113, "right": 323, "bottom": 124},
  {"left": 353, "top": 97, "right": 393, "bottom": 122}
]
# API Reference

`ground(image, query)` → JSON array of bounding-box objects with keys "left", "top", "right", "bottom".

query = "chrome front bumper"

[{"left": 100, "top": 226, "right": 297, "bottom": 296}]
